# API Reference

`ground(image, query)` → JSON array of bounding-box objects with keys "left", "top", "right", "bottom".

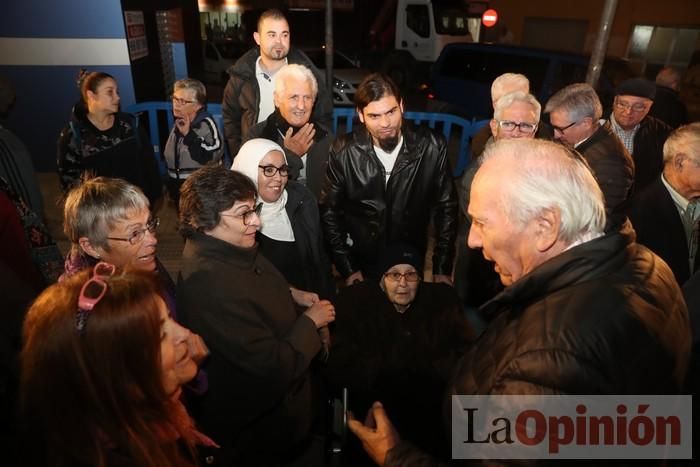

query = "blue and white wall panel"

[{"left": 1, "top": 0, "right": 134, "bottom": 170}]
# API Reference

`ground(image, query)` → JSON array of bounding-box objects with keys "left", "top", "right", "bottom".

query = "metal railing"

[{"left": 126, "top": 102, "right": 488, "bottom": 177}]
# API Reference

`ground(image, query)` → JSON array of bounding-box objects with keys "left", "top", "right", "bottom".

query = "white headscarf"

[{"left": 231, "top": 138, "right": 294, "bottom": 241}]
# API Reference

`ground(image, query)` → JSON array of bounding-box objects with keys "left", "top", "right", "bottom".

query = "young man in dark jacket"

[
  {"left": 222, "top": 9, "right": 332, "bottom": 157},
  {"left": 348, "top": 139, "right": 691, "bottom": 466},
  {"left": 319, "top": 73, "right": 457, "bottom": 286}
]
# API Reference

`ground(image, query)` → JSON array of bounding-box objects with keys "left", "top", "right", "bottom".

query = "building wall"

[
  {"left": 489, "top": 0, "right": 700, "bottom": 57},
  {"left": 1, "top": 0, "right": 134, "bottom": 171}
]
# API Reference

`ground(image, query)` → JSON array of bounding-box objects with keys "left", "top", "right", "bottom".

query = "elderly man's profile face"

[
  {"left": 467, "top": 163, "right": 542, "bottom": 286},
  {"left": 274, "top": 75, "right": 315, "bottom": 128},
  {"left": 549, "top": 109, "right": 591, "bottom": 148}
]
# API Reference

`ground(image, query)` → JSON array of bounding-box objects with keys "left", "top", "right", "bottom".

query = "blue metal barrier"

[{"left": 127, "top": 102, "right": 488, "bottom": 177}]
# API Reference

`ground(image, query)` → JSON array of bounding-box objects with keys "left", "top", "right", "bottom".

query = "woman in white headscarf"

[{"left": 232, "top": 138, "right": 335, "bottom": 299}]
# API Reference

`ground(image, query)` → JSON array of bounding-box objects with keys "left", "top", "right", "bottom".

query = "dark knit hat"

[
  {"left": 615, "top": 78, "right": 656, "bottom": 100},
  {"left": 378, "top": 243, "right": 423, "bottom": 276}
]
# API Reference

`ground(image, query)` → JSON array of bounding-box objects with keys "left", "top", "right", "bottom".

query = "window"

[
  {"left": 406, "top": 5, "right": 430, "bottom": 38},
  {"left": 627, "top": 25, "right": 699, "bottom": 70}
]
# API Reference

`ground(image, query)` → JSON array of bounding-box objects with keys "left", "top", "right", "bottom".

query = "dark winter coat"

[
  {"left": 385, "top": 231, "right": 691, "bottom": 466},
  {"left": 177, "top": 232, "right": 321, "bottom": 466},
  {"left": 319, "top": 123, "right": 457, "bottom": 278},
  {"left": 57, "top": 105, "right": 162, "bottom": 204},
  {"left": 247, "top": 109, "right": 332, "bottom": 200}
]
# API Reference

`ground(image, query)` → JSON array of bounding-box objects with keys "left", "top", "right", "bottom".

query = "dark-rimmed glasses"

[
  {"left": 259, "top": 165, "right": 290, "bottom": 177},
  {"left": 171, "top": 95, "right": 197, "bottom": 106},
  {"left": 107, "top": 217, "right": 160, "bottom": 245},
  {"left": 496, "top": 120, "right": 538, "bottom": 134},
  {"left": 550, "top": 120, "right": 579, "bottom": 134},
  {"left": 76, "top": 262, "right": 116, "bottom": 332},
  {"left": 384, "top": 270, "right": 421, "bottom": 283},
  {"left": 220, "top": 203, "right": 263, "bottom": 226},
  {"left": 614, "top": 99, "right": 649, "bottom": 113}
]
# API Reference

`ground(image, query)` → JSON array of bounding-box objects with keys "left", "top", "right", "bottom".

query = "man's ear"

[
  {"left": 399, "top": 99, "right": 404, "bottom": 113},
  {"left": 78, "top": 237, "right": 103, "bottom": 260},
  {"left": 674, "top": 153, "right": 687, "bottom": 171},
  {"left": 253, "top": 32, "right": 261, "bottom": 46},
  {"left": 357, "top": 108, "right": 365, "bottom": 124},
  {"left": 273, "top": 90, "right": 281, "bottom": 108},
  {"left": 489, "top": 119, "right": 498, "bottom": 136},
  {"left": 534, "top": 208, "right": 561, "bottom": 252}
]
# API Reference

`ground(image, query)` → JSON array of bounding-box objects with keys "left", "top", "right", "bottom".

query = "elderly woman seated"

[
  {"left": 21, "top": 267, "right": 216, "bottom": 466},
  {"left": 232, "top": 138, "right": 335, "bottom": 298},
  {"left": 325, "top": 243, "right": 474, "bottom": 464},
  {"left": 61, "top": 176, "right": 208, "bottom": 390},
  {"left": 176, "top": 165, "right": 336, "bottom": 466}
]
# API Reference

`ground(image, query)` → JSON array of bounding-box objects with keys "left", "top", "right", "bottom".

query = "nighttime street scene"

[{"left": 1, "top": 0, "right": 700, "bottom": 465}]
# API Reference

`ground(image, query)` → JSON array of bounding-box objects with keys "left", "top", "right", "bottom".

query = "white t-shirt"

[
  {"left": 255, "top": 57, "right": 286, "bottom": 123},
  {"left": 373, "top": 136, "right": 404, "bottom": 184}
]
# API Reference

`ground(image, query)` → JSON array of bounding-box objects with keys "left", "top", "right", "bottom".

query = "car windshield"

[{"left": 305, "top": 50, "right": 357, "bottom": 69}]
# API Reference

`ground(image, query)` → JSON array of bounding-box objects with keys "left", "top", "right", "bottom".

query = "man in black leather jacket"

[
  {"left": 347, "top": 139, "right": 691, "bottom": 466},
  {"left": 319, "top": 73, "right": 457, "bottom": 285}
]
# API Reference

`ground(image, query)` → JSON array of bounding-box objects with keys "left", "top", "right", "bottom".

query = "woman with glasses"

[
  {"left": 61, "top": 177, "right": 209, "bottom": 392},
  {"left": 163, "top": 78, "right": 224, "bottom": 205},
  {"left": 325, "top": 243, "right": 473, "bottom": 465},
  {"left": 232, "top": 138, "right": 335, "bottom": 299},
  {"left": 177, "top": 165, "right": 336, "bottom": 466},
  {"left": 57, "top": 70, "right": 162, "bottom": 205},
  {"left": 20, "top": 267, "right": 217, "bottom": 467}
]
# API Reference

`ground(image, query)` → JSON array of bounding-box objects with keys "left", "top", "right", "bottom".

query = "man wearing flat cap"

[{"left": 610, "top": 77, "right": 672, "bottom": 192}]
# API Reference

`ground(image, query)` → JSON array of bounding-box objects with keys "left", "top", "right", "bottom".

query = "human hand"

[
  {"left": 303, "top": 299, "right": 336, "bottom": 328},
  {"left": 175, "top": 113, "right": 191, "bottom": 135},
  {"left": 283, "top": 123, "right": 315, "bottom": 155},
  {"left": 187, "top": 333, "right": 209, "bottom": 365},
  {"left": 433, "top": 274, "right": 453, "bottom": 286},
  {"left": 347, "top": 401, "right": 400, "bottom": 466},
  {"left": 290, "top": 286, "right": 319, "bottom": 307},
  {"left": 345, "top": 270, "right": 365, "bottom": 287}
]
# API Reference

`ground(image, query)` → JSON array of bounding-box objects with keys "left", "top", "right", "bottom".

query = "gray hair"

[
  {"left": 544, "top": 83, "right": 602, "bottom": 122},
  {"left": 481, "top": 139, "right": 606, "bottom": 244},
  {"left": 274, "top": 64, "right": 318, "bottom": 98},
  {"left": 663, "top": 122, "right": 700, "bottom": 165},
  {"left": 173, "top": 78, "right": 207, "bottom": 105},
  {"left": 63, "top": 177, "right": 149, "bottom": 250},
  {"left": 493, "top": 91, "right": 541, "bottom": 121},
  {"left": 491, "top": 73, "right": 529, "bottom": 104}
]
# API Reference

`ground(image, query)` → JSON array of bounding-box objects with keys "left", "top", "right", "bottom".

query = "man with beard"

[
  {"left": 319, "top": 73, "right": 457, "bottom": 285},
  {"left": 222, "top": 9, "right": 333, "bottom": 156},
  {"left": 246, "top": 64, "right": 331, "bottom": 199}
]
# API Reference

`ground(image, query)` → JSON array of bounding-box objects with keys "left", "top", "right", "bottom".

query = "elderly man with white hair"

[
  {"left": 347, "top": 138, "right": 691, "bottom": 467},
  {"left": 245, "top": 63, "right": 332, "bottom": 199}
]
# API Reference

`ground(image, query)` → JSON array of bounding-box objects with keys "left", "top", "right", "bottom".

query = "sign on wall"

[{"left": 124, "top": 10, "right": 149, "bottom": 61}]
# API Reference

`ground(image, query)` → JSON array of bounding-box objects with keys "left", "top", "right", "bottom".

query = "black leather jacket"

[{"left": 319, "top": 123, "right": 457, "bottom": 278}]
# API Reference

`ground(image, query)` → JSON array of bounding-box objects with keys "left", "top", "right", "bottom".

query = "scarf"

[{"left": 231, "top": 138, "right": 295, "bottom": 241}]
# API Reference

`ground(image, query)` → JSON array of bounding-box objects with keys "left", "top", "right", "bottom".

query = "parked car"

[
  {"left": 426, "top": 43, "right": 636, "bottom": 119},
  {"left": 203, "top": 39, "right": 247, "bottom": 84},
  {"left": 303, "top": 48, "right": 371, "bottom": 107}
]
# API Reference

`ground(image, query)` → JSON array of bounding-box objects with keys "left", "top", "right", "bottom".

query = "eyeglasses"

[
  {"left": 550, "top": 120, "right": 580, "bottom": 134},
  {"left": 171, "top": 95, "right": 197, "bottom": 106},
  {"left": 496, "top": 120, "right": 538, "bottom": 134},
  {"left": 76, "top": 262, "right": 116, "bottom": 332},
  {"left": 107, "top": 217, "right": 160, "bottom": 245},
  {"left": 220, "top": 203, "right": 263, "bottom": 226},
  {"left": 614, "top": 100, "right": 649, "bottom": 113},
  {"left": 384, "top": 270, "right": 420, "bottom": 282},
  {"left": 259, "top": 165, "right": 290, "bottom": 177}
]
